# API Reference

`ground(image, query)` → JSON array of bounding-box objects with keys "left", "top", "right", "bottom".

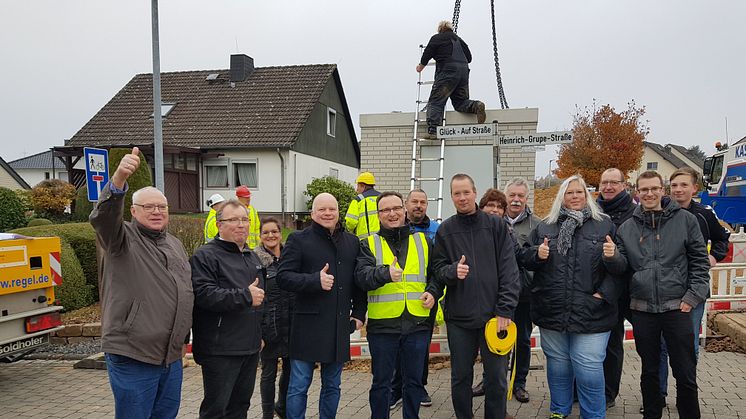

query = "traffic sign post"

[{"left": 83, "top": 147, "right": 109, "bottom": 202}]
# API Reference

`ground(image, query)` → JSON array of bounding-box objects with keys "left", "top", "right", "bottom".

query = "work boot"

[
  {"left": 423, "top": 127, "right": 437, "bottom": 140},
  {"left": 513, "top": 387, "right": 530, "bottom": 403},
  {"left": 475, "top": 101, "right": 486, "bottom": 124},
  {"left": 472, "top": 380, "right": 485, "bottom": 397}
]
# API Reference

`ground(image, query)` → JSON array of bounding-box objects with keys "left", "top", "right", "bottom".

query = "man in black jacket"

[
  {"left": 417, "top": 20, "right": 486, "bottom": 139},
  {"left": 190, "top": 199, "right": 266, "bottom": 419},
  {"left": 596, "top": 168, "right": 636, "bottom": 408},
  {"left": 278, "top": 193, "right": 367, "bottom": 419},
  {"left": 431, "top": 174, "right": 520, "bottom": 419}
]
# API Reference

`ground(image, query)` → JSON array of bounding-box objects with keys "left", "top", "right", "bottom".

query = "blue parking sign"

[{"left": 84, "top": 147, "right": 109, "bottom": 202}]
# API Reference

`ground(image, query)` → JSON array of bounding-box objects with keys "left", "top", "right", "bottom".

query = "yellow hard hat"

[
  {"left": 356, "top": 172, "right": 376, "bottom": 185},
  {"left": 484, "top": 318, "right": 517, "bottom": 356}
]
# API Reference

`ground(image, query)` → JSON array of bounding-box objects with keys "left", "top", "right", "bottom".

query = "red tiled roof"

[{"left": 66, "top": 64, "right": 337, "bottom": 149}]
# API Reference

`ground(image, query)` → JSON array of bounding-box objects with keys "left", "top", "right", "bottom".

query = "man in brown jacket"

[{"left": 90, "top": 147, "right": 194, "bottom": 419}]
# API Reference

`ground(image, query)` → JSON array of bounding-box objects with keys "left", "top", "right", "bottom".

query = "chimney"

[{"left": 230, "top": 54, "right": 254, "bottom": 83}]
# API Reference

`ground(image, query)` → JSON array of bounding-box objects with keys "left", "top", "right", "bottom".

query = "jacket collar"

[
  {"left": 214, "top": 236, "right": 250, "bottom": 253},
  {"left": 378, "top": 224, "right": 410, "bottom": 245},
  {"left": 311, "top": 220, "right": 343, "bottom": 237},
  {"left": 133, "top": 219, "right": 166, "bottom": 241},
  {"left": 409, "top": 215, "right": 432, "bottom": 230}
]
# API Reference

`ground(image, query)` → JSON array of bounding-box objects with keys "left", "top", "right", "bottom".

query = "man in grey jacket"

[
  {"left": 607, "top": 170, "right": 709, "bottom": 419},
  {"left": 90, "top": 147, "right": 194, "bottom": 419}
]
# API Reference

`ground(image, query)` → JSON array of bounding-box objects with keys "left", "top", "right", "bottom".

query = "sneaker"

[
  {"left": 513, "top": 387, "right": 530, "bottom": 403},
  {"left": 549, "top": 413, "right": 567, "bottom": 419},
  {"left": 420, "top": 392, "right": 432, "bottom": 407},
  {"left": 472, "top": 380, "right": 485, "bottom": 397},
  {"left": 475, "top": 101, "right": 486, "bottom": 124},
  {"left": 389, "top": 396, "right": 402, "bottom": 410}
]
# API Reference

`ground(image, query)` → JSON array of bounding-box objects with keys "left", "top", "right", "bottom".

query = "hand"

[
  {"left": 680, "top": 301, "right": 693, "bottom": 313},
  {"left": 420, "top": 292, "right": 435, "bottom": 309},
  {"left": 497, "top": 316, "right": 511, "bottom": 332},
  {"left": 708, "top": 254, "right": 717, "bottom": 267},
  {"left": 416, "top": 64, "right": 425, "bottom": 72},
  {"left": 388, "top": 257, "right": 403, "bottom": 282},
  {"left": 538, "top": 237, "right": 550, "bottom": 260},
  {"left": 248, "top": 278, "right": 264, "bottom": 306},
  {"left": 112, "top": 147, "right": 140, "bottom": 189},
  {"left": 456, "top": 255, "right": 469, "bottom": 280},
  {"left": 603, "top": 235, "right": 616, "bottom": 258},
  {"left": 320, "top": 263, "right": 335, "bottom": 291},
  {"left": 261, "top": 339, "right": 265, "bottom": 350},
  {"left": 351, "top": 317, "right": 363, "bottom": 330},
  {"left": 593, "top": 292, "right": 603, "bottom": 300}
]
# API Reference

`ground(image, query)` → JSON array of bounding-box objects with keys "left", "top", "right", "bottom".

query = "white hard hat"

[{"left": 207, "top": 193, "right": 226, "bottom": 207}]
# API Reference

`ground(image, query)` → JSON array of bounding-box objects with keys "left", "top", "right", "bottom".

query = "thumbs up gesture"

[
  {"left": 320, "top": 263, "right": 335, "bottom": 291},
  {"left": 603, "top": 235, "right": 616, "bottom": 258},
  {"left": 456, "top": 255, "right": 469, "bottom": 280},
  {"left": 389, "top": 257, "right": 403, "bottom": 282},
  {"left": 248, "top": 277, "right": 264, "bottom": 306},
  {"left": 538, "top": 237, "right": 550, "bottom": 260},
  {"left": 420, "top": 292, "right": 435, "bottom": 309},
  {"left": 112, "top": 146, "right": 141, "bottom": 189}
]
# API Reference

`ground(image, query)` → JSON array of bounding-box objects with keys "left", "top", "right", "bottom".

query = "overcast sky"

[{"left": 2, "top": 1, "right": 744, "bottom": 178}]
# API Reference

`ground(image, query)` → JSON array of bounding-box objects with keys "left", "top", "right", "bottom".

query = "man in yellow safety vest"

[
  {"left": 203, "top": 193, "right": 226, "bottom": 243},
  {"left": 345, "top": 172, "right": 380, "bottom": 239},
  {"left": 355, "top": 191, "right": 441, "bottom": 419},
  {"left": 235, "top": 185, "right": 260, "bottom": 249}
]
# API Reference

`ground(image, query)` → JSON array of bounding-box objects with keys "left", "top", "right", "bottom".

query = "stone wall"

[{"left": 51, "top": 323, "right": 101, "bottom": 345}]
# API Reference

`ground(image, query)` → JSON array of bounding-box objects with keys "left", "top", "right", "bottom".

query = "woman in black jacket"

[
  {"left": 255, "top": 217, "right": 292, "bottom": 419},
  {"left": 522, "top": 175, "right": 619, "bottom": 419}
]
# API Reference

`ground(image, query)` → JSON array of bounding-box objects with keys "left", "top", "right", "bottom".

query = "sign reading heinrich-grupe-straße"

[
  {"left": 436, "top": 124, "right": 495, "bottom": 139},
  {"left": 499, "top": 131, "right": 573, "bottom": 147}
]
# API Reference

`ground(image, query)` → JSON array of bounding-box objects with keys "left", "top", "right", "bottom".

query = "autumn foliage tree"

[{"left": 556, "top": 102, "right": 648, "bottom": 187}]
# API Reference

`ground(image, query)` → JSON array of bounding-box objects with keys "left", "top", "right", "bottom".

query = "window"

[
  {"left": 151, "top": 103, "right": 176, "bottom": 118},
  {"left": 205, "top": 165, "right": 228, "bottom": 187},
  {"left": 711, "top": 155, "right": 724, "bottom": 184},
  {"left": 233, "top": 162, "right": 257, "bottom": 188},
  {"left": 327, "top": 107, "right": 337, "bottom": 137},
  {"left": 329, "top": 168, "right": 339, "bottom": 179},
  {"left": 646, "top": 162, "right": 658, "bottom": 170},
  {"left": 44, "top": 172, "right": 50, "bottom": 180}
]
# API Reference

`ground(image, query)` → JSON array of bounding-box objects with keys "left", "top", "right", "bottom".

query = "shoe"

[
  {"left": 513, "top": 387, "right": 530, "bottom": 403},
  {"left": 606, "top": 399, "right": 616, "bottom": 409},
  {"left": 420, "top": 392, "right": 432, "bottom": 407},
  {"left": 639, "top": 400, "right": 666, "bottom": 414},
  {"left": 389, "top": 396, "right": 402, "bottom": 410},
  {"left": 274, "top": 406, "right": 285, "bottom": 419},
  {"left": 506, "top": 415, "right": 516, "bottom": 419},
  {"left": 423, "top": 130, "right": 437, "bottom": 140},
  {"left": 549, "top": 413, "right": 567, "bottom": 419},
  {"left": 472, "top": 380, "right": 485, "bottom": 397},
  {"left": 475, "top": 101, "right": 486, "bottom": 124}
]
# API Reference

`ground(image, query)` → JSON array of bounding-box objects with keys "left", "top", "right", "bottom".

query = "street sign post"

[
  {"left": 83, "top": 147, "right": 109, "bottom": 202},
  {"left": 436, "top": 123, "right": 496, "bottom": 139},
  {"left": 499, "top": 131, "right": 573, "bottom": 147}
]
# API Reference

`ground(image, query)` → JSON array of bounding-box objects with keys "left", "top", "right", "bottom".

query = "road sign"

[
  {"left": 437, "top": 123, "right": 496, "bottom": 139},
  {"left": 84, "top": 147, "right": 109, "bottom": 202},
  {"left": 499, "top": 131, "right": 573, "bottom": 147}
]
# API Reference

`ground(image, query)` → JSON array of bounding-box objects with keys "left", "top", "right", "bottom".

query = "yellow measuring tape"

[{"left": 484, "top": 318, "right": 518, "bottom": 400}]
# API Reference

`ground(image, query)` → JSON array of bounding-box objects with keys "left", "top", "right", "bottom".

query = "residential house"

[
  {"left": 0, "top": 156, "right": 31, "bottom": 190},
  {"left": 629, "top": 141, "right": 705, "bottom": 184},
  {"left": 60, "top": 54, "right": 360, "bottom": 219},
  {"left": 8, "top": 150, "right": 68, "bottom": 188}
]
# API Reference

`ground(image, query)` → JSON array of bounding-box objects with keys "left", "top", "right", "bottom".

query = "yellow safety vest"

[
  {"left": 203, "top": 208, "right": 219, "bottom": 243},
  {"left": 245, "top": 205, "right": 260, "bottom": 249},
  {"left": 345, "top": 193, "right": 380, "bottom": 239},
  {"left": 367, "top": 232, "right": 430, "bottom": 319}
]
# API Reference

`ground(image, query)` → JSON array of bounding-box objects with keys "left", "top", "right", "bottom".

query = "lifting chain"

[
  {"left": 490, "top": 0, "right": 509, "bottom": 109},
  {"left": 452, "top": 0, "right": 462, "bottom": 33}
]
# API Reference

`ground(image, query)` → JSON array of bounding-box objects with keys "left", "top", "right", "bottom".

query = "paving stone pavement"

[{"left": 1, "top": 346, "right": 744, "bottom": 418}]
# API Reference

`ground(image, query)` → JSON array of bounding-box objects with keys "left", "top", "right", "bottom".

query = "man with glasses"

[
  {"left": 190, "top": 199, "right": 266, "bottom": 418},
  {"left": 596, "top": 168, "right": 636, "bottom": 408},
  {"left": 606, "top": 171, "right": 709, "bottom": 419},
  {"left": 90, "top": 147, "right": 194, "bottom": 418},
  {"left": 355, "top": 191, "right": 439, "bottom": 419}
]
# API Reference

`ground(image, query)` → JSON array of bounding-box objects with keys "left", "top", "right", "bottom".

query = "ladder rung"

[
  {"left": 415, "top": 157, "right": 442, "bottom": 162},
  {"left": 412, "top": 177, "right": 441, "bottom": 182},
  {"left": 418, "top": 80, "right": 434, "bottom": 85},
  {"left": 416, "top": 100, "right": 428, "bottom": 104},
  {"left": 427, "top": 198, "right": 442, "bottom": 201}
]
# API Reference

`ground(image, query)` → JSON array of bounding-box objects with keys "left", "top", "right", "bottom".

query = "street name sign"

[
  {"left": 436, "top": 123, "right": 496, "bottom": 139},
  {"left": 499, "top": 131, "right": 573, "bottom": 147}
]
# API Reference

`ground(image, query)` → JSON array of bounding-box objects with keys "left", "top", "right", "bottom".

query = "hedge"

[
  {"left": 27, "top": 218, "right": 53, "bottom": 227},
  {"left": 0, "top": 187, "right": 27, "bottom": 232},
  {"left": 12, "top": 223, "right": 98, "bottom": 299},
  {"left": 73, "top": 185, "right": 94, "bottom": 222},
  {"left": 56, "top": 237, "right": 95, "bottom": 310},
  {"left": 108, "top": 148, "right": 152, "bottom": 221}
]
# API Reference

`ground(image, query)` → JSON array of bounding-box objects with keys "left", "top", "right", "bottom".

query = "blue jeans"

[
  {"left": 286, "top": 359, "right": 343, "bottom": 419},
  {"left": 539, "top": 328, "right": 610, "bottom": 419},
  {"left": 659, "top": 302, "right": 705, "bottom": 396},
  {"left": 105, "top": 353, "right": 183, "bottom": 419},
  {"left": 368, "top": 331, "right": 429, "bottom": 419}
]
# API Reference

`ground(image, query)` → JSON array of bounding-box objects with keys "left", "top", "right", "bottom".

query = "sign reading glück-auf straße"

[
  {"left": 499, "top": 131, "right": 573, "bottom": 147},
  {"left": 436, "top": 123, "right": 495, "bottom": 139}
]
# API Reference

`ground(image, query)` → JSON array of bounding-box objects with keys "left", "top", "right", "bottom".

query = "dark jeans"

[
  {"left": 260, "top": 354, "right": 290, "bottom": 419},
  {"left": 368, "top": 331, "right": 429, "bottom": 419},
  {"left": 629, "top": 309, "right": 700, "bottom": 419},
  {"left": 658, "top": 301, "right": 705, "bottom": 396},
  {"left": 105, "top": 353, "right": 183, "bottom": 419},
  {"left": 196, "top": 353, "right": 260, "bottom": 419},
  {"left": 426, "top": 62, "right": 479, "bottom": 131},
  {"left": 392, "top": 314, "right": 436, "bottom": 400},
  {"left": 447, "top": 322, "right": 509, "bottom": 419},
  {"left": 603, "top": 300, "right": 627, "bottom": 402},
  {"left": 513, "top": 301, "right": 532, "bottom": 390}
]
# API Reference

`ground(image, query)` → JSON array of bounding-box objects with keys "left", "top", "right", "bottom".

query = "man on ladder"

[
  {"left": 345, "top": 172, "right": 381, "bottom": 239},
  {"left": 416, "top": 20, "right": 486, "bottom": 140}
]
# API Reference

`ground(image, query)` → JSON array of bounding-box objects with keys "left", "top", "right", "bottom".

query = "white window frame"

[
  {"left": 204, "top": 160, "right": 230, "bottom": 188},
  {"left": 329, "top": 167, "right": 339, "bottom": 179},
  {"left": 647, "top": 161, "right": 658, "bottom": 170},
  {"left": 327, "top": 107, "right": 337, "bottom": 138},
  {"left": 232, "top": 159, "right": 259, "bottom": 188}
]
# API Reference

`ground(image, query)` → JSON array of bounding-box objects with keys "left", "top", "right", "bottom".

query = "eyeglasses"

[
  {"left": 378, "top": 206, "right": 404, "bottom": 215},
  {"left": 600, "top": 180, "right": 624, "bottom": 186},
  {"left": 261, "top": 229, "right": 281, "bottom": 235},
  {"left": 133, "top": 204, "right": 169, "bottom": 213},
  {"left": 638, "top": 187, "right": 663, "bottom": 195},
  {"left": 219, "top": 217, "right": 250, "bottom": 225}
]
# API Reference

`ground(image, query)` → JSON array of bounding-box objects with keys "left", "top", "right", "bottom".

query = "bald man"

[
  {"left": 278, "top": 193, "right": 367, "bottom": 418},
  {"left": 90, "top": 147, "right": 194, "bottom": 419}
]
